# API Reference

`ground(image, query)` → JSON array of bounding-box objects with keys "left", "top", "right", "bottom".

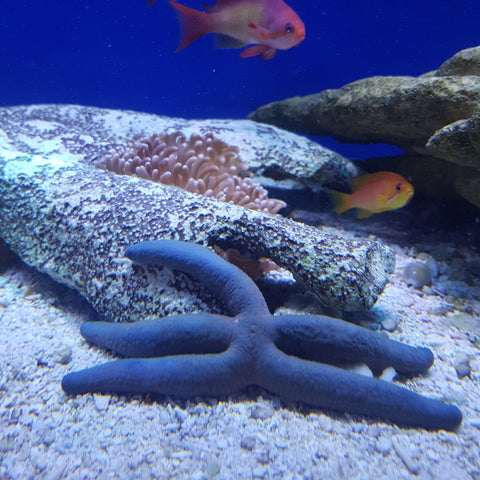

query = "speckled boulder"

[
  {"left": 248, "top": 47, "right": 480, "bottom": 153},
  {"left": 249, "top": 75, "right": 480, "bottom": 151},
  {"left": 0, "top": 104, "right": 394, "bottom": 319},
  {"left": 436, "top": 46, "right": 480, "bottom": 77},
  {"left": 426, "top": 104, "right": 480, "bottom": 169}
]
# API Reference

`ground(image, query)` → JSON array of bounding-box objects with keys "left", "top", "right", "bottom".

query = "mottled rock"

[
  {"left": 436, "top": 46, "right": 480, "bottom": 77},
  {"left": 381, "top": 317, "right": 398, "bottom": 332},
  {"left": 453, "top": 354, "right": 471, "bottom": 379},
  {"left": 0, "top": 104, "right": 357, "bottom": 193},
  {"left": 249, "top": 75, "right": 480, "bottom": 151},
  {"left": 426, "top": 104, "right": 480, "bottom": 169},
  {"left": 0, "top": 105, "right": 394, "bottom": 317},
  {"left": 441, "top": 313, "right": 480, "bottom": 339},
  {"left": 455, "top": 173, "right": 480, "bottom": 208}
]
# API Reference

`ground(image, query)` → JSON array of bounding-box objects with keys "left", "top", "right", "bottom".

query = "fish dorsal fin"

[
  {"left": 350, "top": 174, "right": 380, "bottom": 192},
  {"left": 204, "top": 0, "right": 245, "bottom": 11},
  {"left": 215, "top": 34, "right": 246, "bottom": 49},
  {"left": 356, "top": 208, "right": 374, "bottom": 219},
  {"left": 350, "top": 172, "right": 391, "bottom": 192}
]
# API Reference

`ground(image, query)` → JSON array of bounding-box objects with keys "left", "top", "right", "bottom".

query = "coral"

[{"left": 100, "top": 132, "right": 286, "bottom": 214}]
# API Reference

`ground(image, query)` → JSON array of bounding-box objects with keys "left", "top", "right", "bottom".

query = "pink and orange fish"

[
  {"left": 328, "top": 171, "right": 414, "bottom": 218},
  {"left": 151, "top": 0, "right": 305, "bottom": 60}
]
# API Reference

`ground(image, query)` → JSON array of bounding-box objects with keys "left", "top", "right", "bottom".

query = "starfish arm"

[
  {"left": 256, "top": 344, "right": 462, "bottom": 431},
  {"left": 80, "top": 313, "right": 237, "bottom": 357},
  {"left": 125, "top": 240, "right": 270, "bottom": 317},
  {"left": 62, "top": 346, "right": 252, "bottom": 396},
  {"left": 271, "top": 314, "right": 434, "bottom": 376}
]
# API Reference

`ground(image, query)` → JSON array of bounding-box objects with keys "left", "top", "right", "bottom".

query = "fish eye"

[
  {"left": 285, "top": 22, "right": 294, "bottom": 33},
  {"left": 396, "top": 183, "right": 402, "bottom": 191}
]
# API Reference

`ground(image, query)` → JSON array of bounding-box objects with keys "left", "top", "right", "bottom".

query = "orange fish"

[
  {"left": 328, "top": 171, "right": 414, "bottom": 218},
  {"left": 157, "top": 0, "right": 305, "bottom": 60}
]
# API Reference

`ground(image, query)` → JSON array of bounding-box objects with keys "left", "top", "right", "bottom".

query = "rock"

[
  {"left": 93, "top": 394, "right": 110, "bottom": 411},
  {"left": 248, "top": 46, "right": 480, "bottom": 211},
  {"left": 0, "top": 238, "right": 16, "bottom": 270},
  {"left": 250, "top": 405, "right": 274, "bottom": 420},
  {"left": 376, "top": 437, "right": 392, "bottom": 456},
  {"left": 249, "top": 75, "right": 480, "bottom": 151},
  {"left": 426, "top": 104, "right": 480, "bottom": 169},
  {"left": 453, "top": 354, "right": 471, "bottom": 379},
  {"left": 240, "top": 436, "right": 256, "bottom": 451},
  {"left": 392, "top": 435, "right": 420, "bottom": 475},
  {"left": 0, "top": 104, "right": 357, "bottom": 193},
  {"left": 0, "top": 105, "right": 394, "bottom": 317},
  {"left": 454, "top": 172, "right": 480, "bottom": 208},
  {"left": 441, "top": 313, "right": 480, "bottom": 339},
  {"left": 436, "top": 46, "right": 480, "bottom": 76},
  {"left": 381, "top": 317, "right": 398, "bottom": 332},
  {"left": 53, "top": 345, "right": 72, "bottom": 365}
]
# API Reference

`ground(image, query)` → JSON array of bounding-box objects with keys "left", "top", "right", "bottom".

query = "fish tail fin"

[
  {"left": 170, "top": 0, "right": 212, "bottom": 51},
  {"left": 327, "top": 189, "right": 352, "bottom": 214}
]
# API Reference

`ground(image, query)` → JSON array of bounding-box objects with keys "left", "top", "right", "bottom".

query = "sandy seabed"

[{"left": 0, "top": 238, "right": 479, "bottom": 480}]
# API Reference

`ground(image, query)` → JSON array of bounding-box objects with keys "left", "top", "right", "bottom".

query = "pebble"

[
  {"left": 191, "top": 470, "right": 209, "bottom": 480},
  {"left": 53, "top": 345, "right": 72, "bottom": 365},
  {"left": 42, "top": 430, "right": 56, "bottom": 447},
  {"left": 171, "top": 450, "right": 193, "bottom": 461},
  {"left": 31, "top": 447, "right": 48, "bottom": 471},
  {"left": 93, "top": 394, "right": 110, "bottom": 411},
  {"left": 381, "top": 317, "right": 398, "bottom": 332},
  {"left": 44, "top": 457, "right": 68, "bottom": 480},
  {"left": 376, "top": 437, "right": 392, "bottom": 456},
  {"left": 205, "top": 456, "right": 221, "bottom": 477},
  {"left": 392, "top": 435, "right": 420, "bottom": 475},
  {"left": 252, "top": 466, "right": 268, "bottom": 478},
  {"left": 453, "top": 354, "right": 471, "bottom": 379},
  {"left": 425, "top": 333, "right": 447, "bottom": 347},
  {"left": 396, "top": 292, "right": 415, "bottom": 307},
  {"left": 240, "top": 435, "right": 256, "bottom": 451},
  {"left": 470, "top": 417, "right": 480, "bottom": 429},
  {"left": 250, "top": 405, "right": 274, "bottom": 420},
  {"left": 379, "top": 367, "right": 396, "bottom": 382},
  {"left": 174, "top": 406, "right": 189, "bottom": 424},
  {"left": 274, "top": 438, "right": 290, "bottom": 449}
]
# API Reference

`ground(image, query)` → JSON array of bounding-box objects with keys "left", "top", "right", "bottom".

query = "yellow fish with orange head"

[{"left": 328, "top": 171, "right": 414, "bottom": 218}]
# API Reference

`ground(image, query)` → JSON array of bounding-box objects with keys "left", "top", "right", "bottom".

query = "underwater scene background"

[
  {"left": 1, "top": 0, "right": 480, "bottom": 158},
  {"left": 1, "top": 1, "right": 480, "bottom": 479}
]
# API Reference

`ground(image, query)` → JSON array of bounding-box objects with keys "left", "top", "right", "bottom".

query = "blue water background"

[{"left": 1, "top": 0, "right": 479, "bottom": 158}]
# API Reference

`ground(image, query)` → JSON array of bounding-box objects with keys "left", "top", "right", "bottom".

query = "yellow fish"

[{"left": 328, "top": 171, "right": 414, "bottom": 218}]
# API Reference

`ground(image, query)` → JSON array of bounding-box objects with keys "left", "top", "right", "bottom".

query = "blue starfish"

[{"left": 62, "top": 240, "right": 462, "bottom": 430}]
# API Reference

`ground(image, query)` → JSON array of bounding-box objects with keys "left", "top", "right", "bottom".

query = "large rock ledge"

[
  {"left": 0, "top": 105, "right": 394, "bottom": 318},
  {"left": 248, "top": 46, "right": 480, "bottom": 162}
]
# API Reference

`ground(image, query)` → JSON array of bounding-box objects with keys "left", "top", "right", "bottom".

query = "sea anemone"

[{"left": 99, "top": 132, "right": 286, "bottom": 214}]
